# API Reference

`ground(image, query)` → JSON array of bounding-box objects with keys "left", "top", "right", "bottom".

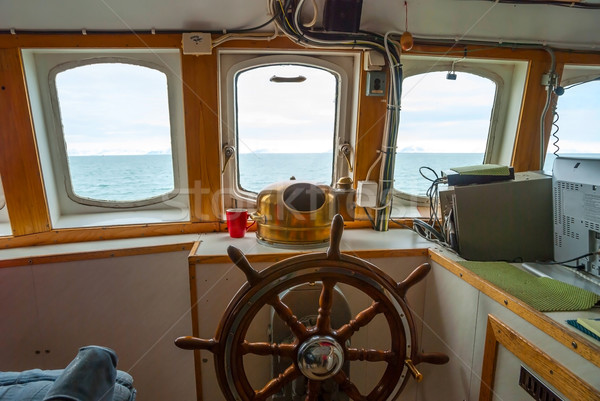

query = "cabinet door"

[
  {"left": 418, "top": 260, "right": 480, "bottom": 401},
  {"left": 0, "top": 265, "right": 46, "bottom": 370},
  {"left": 32, "top": 251, "right": 196, "bottom": 401}
]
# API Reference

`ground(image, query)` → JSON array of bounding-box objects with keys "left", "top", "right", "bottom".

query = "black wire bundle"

[
  {"left": 271, "top": 0, "right": 404, "bottom": 231},
  {"left": 411, "top": 166, "right": 448, "bottom": 244}
]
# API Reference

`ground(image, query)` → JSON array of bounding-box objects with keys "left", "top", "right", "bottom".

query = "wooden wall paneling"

[
  {"left": 353, "top": 66, "right": 388, "bottom": 220},
  {"left": 0, "top": 33, "right": 182, "bottom": 49},
  {"left": 0, "top": 47, "right": 51, "bottom": 236},
  {"left": 181, "top": 52, "right": 222, "bottom": 222},
  {"left": 0, "top": 221, "right": 218, "bottom": 249},
  {"left": 511, "top": 55, "right": 561, "bottom": 172}
]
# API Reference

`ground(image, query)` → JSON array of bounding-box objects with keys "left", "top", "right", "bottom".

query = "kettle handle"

[{"left": 249, "top": 211, "right": 266, "bottom": 224}]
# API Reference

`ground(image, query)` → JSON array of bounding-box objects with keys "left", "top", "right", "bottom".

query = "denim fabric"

[
  {"left": 0, "top": 346, "right": 135, "bottom": 401},
  {"left": 43, "top": 346, "right": 117, "bottom": 401}
]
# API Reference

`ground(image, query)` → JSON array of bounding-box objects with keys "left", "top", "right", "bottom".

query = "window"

[
  {"left": 236, "top": 64, "right": 337, "bottom": 193},
  {"left": 394, "top": 71, "right": 497, "bottom": 196},
  {"left": 544, "top": 67, "right": 600, "bottom": 172},
  {"left": 220, "top": 52, "right": 359, "bottom": 211},
  {"left": 53, "top": 62, "right": 176, "bottom": 205},
  {"left": 387, "top": 55, "right": 529, "bottom": 215},
  {"left": 22, "top": 49, "right": 188, "bottom": 228}
]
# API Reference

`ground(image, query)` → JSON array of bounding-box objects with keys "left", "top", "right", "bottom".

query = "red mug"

[{"left": 226, "top": 208, "right": 255, "bottom": 238}]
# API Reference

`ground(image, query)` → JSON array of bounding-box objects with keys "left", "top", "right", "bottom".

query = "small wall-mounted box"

[
  {"left": 356, "top": 180, "right": 378, "bottom": 207},
  {"left": 182, "top": 32, "right": 212, "bottom": 55},
  {"left": 366, "top": 71, "right": 386, "bottom": 96}
]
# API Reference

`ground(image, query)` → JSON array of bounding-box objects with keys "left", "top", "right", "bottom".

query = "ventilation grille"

[
  {"left": 584, "top": 220, "right": 600, "bottom": 232},
  {"left": 554, "top": 231, "right": 562, "bottom": 248},
  {"left": 562, "top": 215, "right": 579, "bottom": 240},
  {"left": 553, "top": 185, "right": 562, "bottom": 226},
  {"left": 519, "top": 367, "right": 564, "bottom": 401}
]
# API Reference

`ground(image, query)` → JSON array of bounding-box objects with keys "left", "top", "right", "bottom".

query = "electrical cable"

[
  {"left": 493, "top": 0, "right": 600, "bottom": 9},
  {"left": 536, "top": 250, "right": 599, "bottom": 269},
  {"left": 539, "top": 46, "right": 556, "bottom": 170},
  {"left": 268, "top": 0, "right": 404, "bottom": 231},
  {"left": 365, "top": 151, "right": 383, "bottom": 182},
  {"left": 362, "top": 206, "right": 377, "bottom": 230},
  {"left": 302, "top": 0, "right": 319, "bottom": 28},
  {"left": 550, "top": 97, "right": 560, "bottom": 157}
]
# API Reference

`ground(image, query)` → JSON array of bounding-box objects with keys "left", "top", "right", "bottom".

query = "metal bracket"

[
  {"left": 222, "top": 144, "right": 235, "bottom": 173},
  {"left": 339, "top": 143, "right": 353, "bottom": 172}
]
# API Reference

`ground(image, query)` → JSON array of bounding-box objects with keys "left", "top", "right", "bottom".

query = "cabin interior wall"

[{"left": 0, "top": 250, "right": 197, "bottom": 400}]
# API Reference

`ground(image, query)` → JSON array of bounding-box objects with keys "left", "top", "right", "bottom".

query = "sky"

[
  {"left": 57, "top": 63, "right": 172, "bottom": 156},
  {"left": 56, "top": 62, "right": 599, "bottom": 157}
]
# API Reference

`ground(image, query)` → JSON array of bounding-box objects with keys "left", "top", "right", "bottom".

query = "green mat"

[{"left": 460, "top": 261, "right": 600, "bottom": 312}]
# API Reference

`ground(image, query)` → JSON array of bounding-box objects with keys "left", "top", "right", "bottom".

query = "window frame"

[
  {"left": 48, "top": 57, "right": 181, "bottom": 208},
  {"left": 0, "top": 176, "right": 9, "bottom": 233},
  {"left": 391, "top": 54, "right": 528, "bottom": 208},
  {"left": 218, "top": 50, "right": 360, "bottom": 213},
  {"left": 22, "top": 49, "right": 189, "bottom": 228},
  {"left": 542, "top": 64, "right": 600, "bottom": 171}
]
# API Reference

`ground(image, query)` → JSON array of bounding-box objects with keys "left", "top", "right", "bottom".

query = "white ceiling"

[{"left": 1, "top": 0, "right": 599, "bottom": 50}]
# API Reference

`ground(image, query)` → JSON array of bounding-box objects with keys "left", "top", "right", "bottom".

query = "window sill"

[
  {"left": 52, "top": 208, "right": 190, "bottom": 229},
  {"left": 0, "top": 222, "right": 11, "bottom": 237}
]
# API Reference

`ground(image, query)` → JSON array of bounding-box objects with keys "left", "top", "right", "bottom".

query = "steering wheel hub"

[{"left": 297, "top": 335, "right": 344, "bottom": 380}]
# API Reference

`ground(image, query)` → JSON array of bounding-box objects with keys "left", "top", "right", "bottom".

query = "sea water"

[{"left": 68, "top": 152, "right": 500, "bottom": 200}]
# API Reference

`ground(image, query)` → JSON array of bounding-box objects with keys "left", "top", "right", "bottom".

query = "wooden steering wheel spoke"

[
  {"left": 176, "top": 215, "right": 449, "bottom": 401},
  {"left": 346, "top": 347, "right": 396, "bottom": 363},
  {"left": 253, "top": 364, "right": 301, "bottom": 401},
  {"left": 240, "top": 341, "right": 296, "bottom": 359},
  {"left": 174, "top": 336, "right": 218, "bottom": 352},
  {"left": 333, "top": 371, "right": 367, "bottom": 401},
  {"left": 269, "top": 295, "right": 309, "bottom": 339},
  {"left": 336, "top": 301, "right": 382, "bottom": 342},
  {"left": 305, "top": 379, "right": 321, "bottom": 401},
  {"left": 315, "top": 279, "right": 336, "bottom": 334}
]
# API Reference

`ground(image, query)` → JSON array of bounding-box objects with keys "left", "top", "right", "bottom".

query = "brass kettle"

[{"left": 250, "top": 180, "right": 336, "bottom": 247}]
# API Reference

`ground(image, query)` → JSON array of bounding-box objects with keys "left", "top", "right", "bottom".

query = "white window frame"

[
  {"left": 22, "top": 49, "right": 189, "bottom": 228},
  {"left": 560, "top": 64, "right": 600, "bottom": 87},
  {"left": 0, "top": 176, "right": 10, "bottom": 236},
  {"left": 392, "top": 54, "right": 528, "bottom": 209},
  {"left": 218, "top": 50, "right": 360, "bottom": 213}
]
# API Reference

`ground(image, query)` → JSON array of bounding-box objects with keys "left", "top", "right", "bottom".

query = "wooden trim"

[
  {"left": 429, "top": 249, "right": 600, "bottom": 369},
  {"left": 511, "top": 58, "right": 549, "bottom": 172},
  {"left": 189, "top": 247, "right": 428, "bottom": 264},
  {"left": 0, "top": 33, "right": 183, "bottom": 49},
  {"left": 181, "top": 51, "right": 221, "bottom": 222},
  {"left": 0, "top": 242, "right": 193, "bottom": 268},
  {"left": 0, "top": 220, "right": 407, "bottom": 249},
  {"left": 479, "top": 317, "right": 499, "bottom": 401},
  {"left": 188, "top": 260, "right": 204, "bottom": 401},
  {"left": 0, "top": 48, "right": 51, "bottom": 236},
  {"left": 480, "top": 315, "right": 600, "bottom": 401},
  {"left": 353, "top": 64, "right": 388, "bottom": 221},
  {"left": 0, "top": 222, "right": 219, "bottom": 249}
]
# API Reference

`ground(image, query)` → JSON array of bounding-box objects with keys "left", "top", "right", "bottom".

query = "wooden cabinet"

[{"left": 421, "top": 254, "right": 600, "bottom": 401}]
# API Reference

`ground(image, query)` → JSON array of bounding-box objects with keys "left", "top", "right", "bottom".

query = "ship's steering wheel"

[{"left": 176, "top": 215, "right": 448, "bottom": 401}]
